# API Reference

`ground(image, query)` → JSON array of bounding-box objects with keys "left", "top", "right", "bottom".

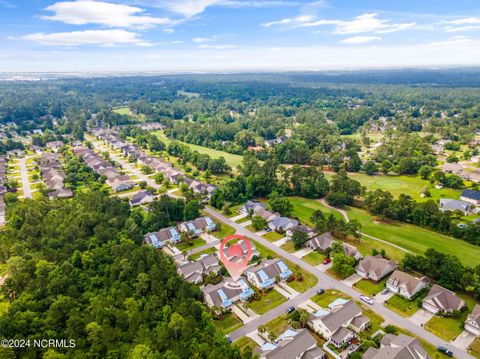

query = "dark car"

[
  {"left": 286, "top": 306, "right": 296, "bottom": 314},
  {"left": 316, "top": 288, "right": 325, "bottom": 295},
  {"left": 322, "top": 258, "right": 331, "bottom": 265},
  {"left": 437, "top": 346, "right": 453, "bottom": 357},
  {"left": 225, "top": 335, "right": 232, "bottom": 343}
]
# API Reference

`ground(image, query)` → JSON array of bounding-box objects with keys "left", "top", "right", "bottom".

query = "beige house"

[
  {"left": 356, "top": 255, "right": 397, "bottom": 282},
  {"left": 386, "top": 270, "right": 429, "bottom": 299},
  {"left": 465, "top": 304, "right": 480, "bottom": 336},
  {"left": 422, "top": 284, "right": 465, "bottom": 314},
  {"left": 363, "top": 333, "right": 431, "bottom": 359},
  {"left": 306, "top": 232, "right": 333, "bottom": 252},
  {"left": 256, "top": 329, "right": 326, "bottom": 359},
  {"left": 309, "top": 300, "right": 369, "bottom": 348}
]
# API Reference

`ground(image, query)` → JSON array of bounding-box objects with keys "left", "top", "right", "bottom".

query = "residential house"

[
  {"left": 439, "top": 198, "right": 473, "bottom": 215},
  {"left": 48, "top": 188, "right": 74, "bottom": 200},
  {"left": 46, "top": 140, "right": 64, "bottom": 152},
  {"left": 422, "top": 284, "right": 465, "bottom": 314},
  {"left": 245, "top": 259, "right": 293, "bottom": 290},
  {"left": 255, "top": 329, "right": 326, "bottom": 359},
  {"left": 177, "top": 254, "right": 221, "bottom": 284},
  {"left": 129, "top": 190, "right": 155, "bottom": 206},
  {"left": 343, "top": 243, "right": 362, "bottom": 260},
  {"left": 460, "top": 189, "right": 480, "bottom": 206},
  {"left": 306, "top": 232, "right": 334, "bottom": 252},
  {"left": 442, "top": 163, "right": 463, "bottom": 174},
  {"left": 202, "top": 278, "right": 254, "bottom": 309},
  {"left": 144, "top": 227, "right": 181, "bottom": 248},
  {"left": 465, "top": 304, "right": 480, "bottom": 336},
  {"left": 255, "top": 208, "right": 280, "bottom": 222},
  {"left": 106, "top": 176, "right": 135, "bottom": 192},
  {"left": 222, "top": 239, "right": 260, "bottom": 263},
  {"left": 240, "top": 200, "right": 266, "bottom": 215},
  {"left": 386, "top": 270, "right": 429, "bottom": 299},
  {"left": 286, "top": 225, "right": 317, "bottom": 241},
  {"left": 363, "top": 333, "right": 431, "bottom": 359},
  {"left": 178, "top": 216, "right": 216, "bottom": 236},
  {"left": 356, "top": 255, "right": 397, "bottom": 282},
  {"left": 309, "top": 300, "right": 369, "bottom": 348},
  {"left": 268, "top": 217, "right": 299, "bottom": 232},
  {"left": 463, "top": 171, "right": 480, "bottom": 184}
]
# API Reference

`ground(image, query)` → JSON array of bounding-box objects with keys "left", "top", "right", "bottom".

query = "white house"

[
  {"left": 465, "top": 304, "right": 480, "bottom": 336},
  {"left": 386, "top": 270, "right": 429, "bottom": 299},
  {"left": 144, "top": 227, "right": 181, "bottom": 248}
]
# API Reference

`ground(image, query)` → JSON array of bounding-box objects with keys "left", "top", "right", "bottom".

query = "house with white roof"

[
  {"left": 245, "top": 259, "right": 293, "bottom": 290},
  {"left": 202, "top": 278, "right": 254, "bottom": 309},
  {"left": 144, "top": 226, "right": 181, "bottom": 248},
  {"left": 465, "top": 304, "right": 480, "bottom": 336}
]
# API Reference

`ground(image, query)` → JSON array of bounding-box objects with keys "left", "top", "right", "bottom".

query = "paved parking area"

[
  {"left": 451, "top": 330, "right": 476, "bottom": 350},
  {"left": 293, "top": 248, "right": 313, "bottom": 258},
  {"left": 342, "top": 273, "right": 362, "bottom": 287}
]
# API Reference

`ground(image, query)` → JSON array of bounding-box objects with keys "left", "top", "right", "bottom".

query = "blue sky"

[{"left": 2, "top": 0, "right": 480, "bottom": 72}]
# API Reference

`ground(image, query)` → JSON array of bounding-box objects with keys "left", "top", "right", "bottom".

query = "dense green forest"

[{"left": 0, "top": 193, "right": 249, "bottom": 359}]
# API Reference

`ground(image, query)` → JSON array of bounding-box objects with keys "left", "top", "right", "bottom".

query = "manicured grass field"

[
  {"left": 469, "top": 337, "right": 480, "bottom": 358},
  {"left": 324, "top": 172, "right": 461, "bottom": 202},
  {"left": 234, "top": 337, "right": 258, "bottom": 352},
  {"left": 302, "top": 251, "right": 326, "bottom": 266},
  {"left": 289, "top": 196, "right": 343, "bottom": 225},
  {"left": 213, "top": 312, "right": 243, "bottom": 334},
  {"left": 384, "top": 295, "right": 420, "bottom": 317},
  {"left": 264, "top": 314, "right": 290, "bottom": 339},
  {"left": 154, "top": 131, "right": 244, "bottom": 170},
  {"left": 311, "top": 289, "right": 351, "bottom": 308},
  {"left": 176, "top": 237, "right": 207, "bottom": 252},
  {"left": 248, "top": 289, "right": 287, "bottom": 315},
  {"left": 262, "top": 231, "right": 284, "bottom": 242},
  {"left": 347, "top": 206, "right": 480, "bottom": 267},
  {"left": 112, "top": 106, "right": 133, "bottom": 115},
  {"left": 280, "top": 241, "right": 296, "bottom": 253},
  {"left": 354, "top": 278, "right": 387, "bottom": 297}
]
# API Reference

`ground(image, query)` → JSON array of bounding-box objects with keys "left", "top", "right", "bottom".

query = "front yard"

[
  {"left": 234, "top": 337, "right": 258, "bottom": 353},
  {"left": 354, "top": 278, "right": 387, "bottom": 297},
  {"left": 263, "top": 231, "right": 284, "bottom": 242},
  {"left": 311, "top": 289, "right": 351, "bottom": 308},
  {"left": 213, "top": 220, "right": 236, "bottom": 239},
  {"left": 384, "top": 294, "right": 421, "bottom": 317},
  {"left": 247, "top": 289, "right": 287, "bottom": 315},
  {"left": 302, "top": 251, "right": 326, "bottom": 266},
  {"left": 213, "top": 312, "right": 243, "bottom": 334},
  {"left": 263, "top": 314, "right": 290, "bottom": 339},
  {"left": 280, "top": 241, "right": 296, "bottom": 253},
  {"left": 176, "top": 237, "right": 207, "bottom": 252}
]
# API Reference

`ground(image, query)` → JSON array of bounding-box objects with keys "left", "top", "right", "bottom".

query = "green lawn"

[
  {"left": 287, "top": 272, "right": 318, "bottom": 293},
  {"left": 234, "top": 337, "right": 258, "bottom": 353},
  {"left": 213, "top": 312, "right": 243, "bottom": 334},
  {"left": 251, "top": 239, "right": 277, "bottom": 259},
  {"left": 384, "top": 294, "right": 420, "bottom": 317},
  {"left": 263, "top": 314, "right": 290, "bottom": 339},
  {"left": 235, "top": 216, "right": 250, "bottom": 224},
  {"left": 176, "top": 237, "right": 207, "bottom": 252},
  {"left": 347, "top": 206, "right": 480, "bottom": 267},
  {"left": 469, "top": 337, "right": 480, "bottom": 358},
  {"left": 112, "top": 106, "right": 133, "bottom": 115},
  {"left": 354, "top": 278, "right": 387, "bottom": 297},
  {"left": 302, "top": 251, "right": 326, "bottom": 266},
  {"left": 289, "top": 196, "right": 343, "bottom": 225},
  {"left": 360, "top": 305, "right": 385, "bottom": 336},
  {"left": 154, "top": 130, "right": 244, "bottom": 170},
  {"left": 324, "top": 172, "right": 461, "bottom": 202},
  {"left": 189, "top": 247, "right": 216, "bottom": 261},
  {"left": 213, "top": 221, "right": 236, "bottom": 239},
  {"left": 248, "top": 290, "right": 287, "bottom": 315},
  {"left": 311, "top": 289, "right": 351, "bottom": 308},
  {"left": 245, "top": 224, "right": 257, "bottom": 232},
  {"left": 280, "top": 241, "right": 296, "bottom": 253},
  {"left": 263, "top": 231, "right": 284, "bottom": 242}
]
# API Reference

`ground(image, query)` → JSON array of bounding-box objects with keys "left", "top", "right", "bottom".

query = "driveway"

[
  {"left": 231, "top": 213, "right": 247, "bottom": 222},
  {"left": 316, "top": 262, "right": 332, "bottom": 272},
  {"left": 272, "top": 237, "right": 288, "bottom": 247},
  {"left": 297, "top": 299, "right": 324, "bottom": 314},
  {"left": 232, "top": 304, "right": 259, "bottom": 323},
  {"left": 409, "top": 309, "right": 434, "bottom": 326},
  {"left": 374, "top": 291, "right": 394, "bottom": 303},
  {"left": 293, "top": 248, "right": 313, "bottom": 258},
  {"left": 240, "top": 220, "right": 252, "bottom": 227},
  {"left": 342, "top": 273, "right": 362, "bottom": 287},
  {"left": 200, "top": 232, "right": 218, "bottom": 243},
  {"left": 274, "top": 284, "right": 300, "bottom": 299},
  {"left": 246, "top": 330, "right": 266, "bottom": 346},
  {"left": 451, "top": 330, "right": 476, "bottom": 350}
]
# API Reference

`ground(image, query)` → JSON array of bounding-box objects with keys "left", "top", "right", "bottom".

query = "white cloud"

[
  {"left": 42, "top": 1, "right": 175, "bottom": 29},
  {"left": 341, "top": 36, "right": 381, "bottom": 44},
  {"left": 19, "top": 29, "right": 152, "bottom": 47},
  {"left": 149, "top": 0, "right": 295, "bottom": 17},
  {"left": 429, "top": 36, "right": 472, "bottom": 46},
  {"left": 193, "top": 37, "right": 214, "bottom": 43},
  {"left": 263, "top": 12, "right": 416, "bottom": 35},
  {"left": 198, "top": 44, "right": 236, "bottom": 49}
]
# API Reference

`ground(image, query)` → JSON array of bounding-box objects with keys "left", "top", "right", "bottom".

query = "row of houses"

[
  {"left": 442, "top": 163, "right": 480, "bottom": 183},
  {"left": 92, "top": 128, "right": 217, "bottom": 198},
  {"left": 37, "top": 152, "right": 73, "bottom": 200},
  {"left": 439, "top": 189, "right": 480, "bottom": 215},
  {"left": 0, "top": 156, "right": 6, "bottom": 225}
]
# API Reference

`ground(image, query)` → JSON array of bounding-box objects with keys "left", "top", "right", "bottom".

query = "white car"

[{"left": 360, "top": 295, "right": 374, "bottom": 305}]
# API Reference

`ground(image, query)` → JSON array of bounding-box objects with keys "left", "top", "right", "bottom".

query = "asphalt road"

[
  {"left": 19, "top": 157, "right": 32, "bottom": 199},
  {"left": 204, "top": 207, "right": 473, "bottom": 358}
]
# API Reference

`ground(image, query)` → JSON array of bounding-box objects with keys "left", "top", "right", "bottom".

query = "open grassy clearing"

[
  {"left": 289, "top": 196, "right": 343, "bottom": 225},
  {"left": 154, "top": 130, "right": 244, "bottom": 170},
  {"left": 384, "top": 294, "right": 420, "bottom": 317},
  {"left": 112, "top": 106, "right": 133, "bottom": 116},
  {"left": 347, "top": 206, "right": 480, "bottom": 267},
  {"left": 247, "top": 289, "right": 287, "bottom": 315},
  {"left": 212, "top": 219, "right": 236, "bottom": 239},
  {"left": 213, "top": 312, "right": 243, "bottom": 334}
]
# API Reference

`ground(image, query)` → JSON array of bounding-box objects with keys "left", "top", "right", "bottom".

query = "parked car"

[
  {"left": 437, "top": 346, "right": 453, "bottom": 357},
  {"left": 264, "top": 227, "right": 272, "bottom": 232},
  {"left": 316, "top": 288, "right": 325, "bottom": 295},
  {"left": 360, "top": 295, "right": 374, "bottom": 305},
  {"left": 225, "top": 335, "right": 232, "bottom": 343},
  {"left": 322, "top": 258, "right": 331, "bottom": 265},
  {"left": 286, "top": 306, "right": 296, "bottom": 314},
  {"left": 380, "top": 288, "right": 389, "bottom": 295}
]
